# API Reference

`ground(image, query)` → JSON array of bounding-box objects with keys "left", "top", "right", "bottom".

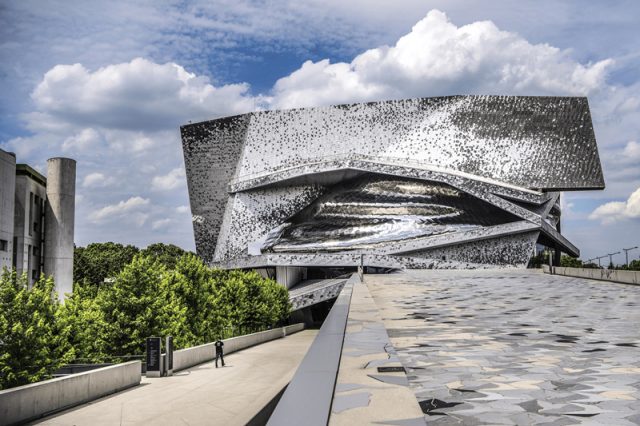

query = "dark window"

[
  {"left": 27, "top": 245, "right": 32, "bottom": 279},
  {"left": 29, "top": 192, "right": 33, "bottom": 236},
  {"left": 0, "top": 239, "right": 7, "bottom": 251},
  {"left": 12, "top": 237, "right": 17, "bottom": 268},
  {"left": 32, "top": 269, "right": 38, "bottom": 280}
]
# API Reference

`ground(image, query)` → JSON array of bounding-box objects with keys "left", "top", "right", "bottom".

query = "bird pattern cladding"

[{"left": 180, "top": 96, "right": 605, "bottom": 269}]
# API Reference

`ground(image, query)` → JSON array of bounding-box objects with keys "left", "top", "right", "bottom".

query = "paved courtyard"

[
  {"left": 33, "top": 330, "right": 317, "bottom": 426},
  {"left": 366, "top": 270, "right": 640, "bottom": 425}
]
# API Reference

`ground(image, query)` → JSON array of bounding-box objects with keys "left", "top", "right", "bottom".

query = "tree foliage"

[
  {"left": 3, "top": 244, "right": 291, "bottom": 389},
  {"left": 0, "top": 270, "right": 73, "bottom": 390},
  {"left": 140, "top": 243, "right": 188, "bottom": 270},
  {"left": 613, "top": 259, "right": 640, "bottom": 271},
  {"left": 560, "top": 255, "right": 583, "bottom": 268},
  {"left": 74, "top": 242, "right": 139, "bottom": 287}
]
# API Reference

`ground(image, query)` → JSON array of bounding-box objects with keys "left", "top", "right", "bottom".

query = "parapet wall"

[
  {"left": 546, "top": 266, "right": 640, "bottom": 285},
  {"left": 173, "top": 324, "right": 304, "bottom": 372},
  {"left": 0, "top": 361, "right": 141, "bottom": 426}
]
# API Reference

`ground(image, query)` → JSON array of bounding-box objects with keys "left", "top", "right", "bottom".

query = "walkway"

[
  {"left": 330, "top": 278, "right": 424, "bottom": 425},
  {"left": 33, "top": 330, "right": 318, "bottom": 426},
  {"left": 367, "top": 269, "right": 640, "bottom": 425}
]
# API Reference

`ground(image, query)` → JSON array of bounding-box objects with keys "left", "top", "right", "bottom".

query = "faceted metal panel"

[
  {"left": 183, "top": 96, "right": 603, "bottom": 191},
  {"left": 180, "top": 96, "right": 605, "bottom": 269}
]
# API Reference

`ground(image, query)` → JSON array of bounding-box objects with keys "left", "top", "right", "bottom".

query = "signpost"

[
  {"left": 165, "top": 336, "right": 174, "bottom": 377},
  {"left": 146, "top": 337, "right": 162, "bottom": 377}
]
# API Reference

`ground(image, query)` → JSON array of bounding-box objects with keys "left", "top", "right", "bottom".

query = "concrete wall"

[
  {"left": 0, "top": 150, "right": 15, "bottom": 271},
  {"left": 276, "top": 266, "right": 305, "bottom": 289},
  {"left": 44, "top": 158, "right": 76, "bottom": 299},
  {"left": 0, "top": 361, "right": 140, "bottom": 426},
  {"left": 13, "top": 172, "right": 47, "bottom": 285},
  {"left": 172, "top": 324, "right": 304, "bottom": 372},
  {"left": 548, "top": 266, "right": 640, "bottom": 285}
]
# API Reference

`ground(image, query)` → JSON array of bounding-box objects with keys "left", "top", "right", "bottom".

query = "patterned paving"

[{"left": 366, "top": 270, "right": 640, "bottom": 425}]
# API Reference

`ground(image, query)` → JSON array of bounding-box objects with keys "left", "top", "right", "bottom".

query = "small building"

[{"left": 0, "top": 148, "right": 76, "bottom": 300}]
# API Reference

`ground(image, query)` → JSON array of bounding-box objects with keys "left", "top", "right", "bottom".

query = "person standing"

[{"left": 215, "top": 339, "right": 225, "bottom": 368}]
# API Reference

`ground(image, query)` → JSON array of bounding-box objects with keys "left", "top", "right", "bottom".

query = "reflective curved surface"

[{"left": 262, "top": 175, "right": 520, "bottom": 252}]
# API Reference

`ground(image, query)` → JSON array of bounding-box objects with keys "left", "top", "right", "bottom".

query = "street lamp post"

[
  {"left": 607, "top": 252, "right": 621, "bottom": 269},
  {"left": 595, "top": 255, "right": 607, "bottom": 267},
  {"left": 623, "top": 246, "right": 638, "bottom": 267}
]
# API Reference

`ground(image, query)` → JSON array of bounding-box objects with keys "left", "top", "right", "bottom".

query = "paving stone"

[{"left": 367, "top": 270, "right": 640, "bottom": 425}]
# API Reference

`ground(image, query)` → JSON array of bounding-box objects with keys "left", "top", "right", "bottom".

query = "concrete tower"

[
  {"left": 0, "top": 150, "right": 16, "bottom": 271},
  {"left": 44, "top": 157, "right": 76, "bottom": 300}
]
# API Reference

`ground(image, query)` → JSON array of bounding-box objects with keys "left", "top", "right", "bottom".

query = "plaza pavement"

[
  {"left": 32, "top": 329, "right": 317, "bottom": 426},
  {"left": 366, "top": 269, "right": 640, "bottom": 425}
]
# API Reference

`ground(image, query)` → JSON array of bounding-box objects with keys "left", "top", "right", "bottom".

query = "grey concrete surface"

[
  {"left": 268, "top": 274, "right": 357, "bottom": 426},
  {"left": 0, "top": 149, "right": 15, "bottom": 271},
  {"left": 32, "top": 330, "right": 317, "bottom": 426},
  {"left": 44, "top": 157, "right": 76, "bottom": 300},
  {"left": 549, "top": 266, "right": 640, "bottom": 285},
  {"left": 0, "top": 361, "right": 141, "bottom": 426},
  {"left": 367, "top": 269, "right": 640, "bottom": 425},
  {"left": 329, "top": 278, "right": 425, "bottom": 425},
  {"left": 171, "top": 323, "right": 304, "bottom": 372},
  {"left": 13, "top": 165, "right": 47, "bottom": 287}
]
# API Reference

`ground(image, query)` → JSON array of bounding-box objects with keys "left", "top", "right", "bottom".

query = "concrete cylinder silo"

[{"left": 44, "top": 157, "right": 76, "bottom": 300}]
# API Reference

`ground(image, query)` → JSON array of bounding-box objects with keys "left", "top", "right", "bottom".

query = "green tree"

[
  {"left": 615, "top": 259, "right": 640, "bottom": 271},
  {"left": 560, "top": 255, "right": 583, "bottom": 268},
  {"left": 140, "top": 243, "right": 189, "bottom": 270},
  {"left": 74, "top": 242, "right": 139, "bottom": 287},
  {"left": 243, "top": 271, "right": 290, "bottom": 330},
  {"left": 217, "top": 271, "right": 250, "bottom": 336},
  {"left": 0, "top": 269, "right": 72, "bottom": 390},
  {"left": 97, "top": 254, "right": 169, "bottom": 357},
  {"left": 56, "top": 281, "right": 109, "bottom": 363},
  {"left": 169, "top": 254, "right": 222, "bottom": 346}
]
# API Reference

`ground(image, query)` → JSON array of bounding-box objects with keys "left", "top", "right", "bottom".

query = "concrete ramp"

[
  {"left": 289, "top": 278, "right": 347, "bottom": 311},
  {"left": 33, "top": 330, "right": 317, "bottom": 426}
]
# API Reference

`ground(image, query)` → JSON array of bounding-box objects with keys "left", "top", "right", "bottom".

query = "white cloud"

[
  {"left": 82, "top": 172, "right": 114, "bottom": 188},
  {"left": 589, "top": 187, "right": 640, "bottom": 224},
  {"left": 152, "top": 168, "right": 186, "bottom": 191},
  {"left": 623, "top": 141, "right": 640, "bottom": 162},
  {"left": 89, "top": 196, "right": 150, "bottom": 224},
  {"left": 63, "top": 128, "right": 102, "bottom": 152},
  {"left": 151, "top": 218, "right": 172, "bottom": 230},
  {"left": 176, "top": 205, "right": 190, "bottom": 214},
  {"left": 31, "top": 58, "right": 259, "bottom": 132},
  {"left": 271, "top": 10, "right": 613, "bottom": 109}
]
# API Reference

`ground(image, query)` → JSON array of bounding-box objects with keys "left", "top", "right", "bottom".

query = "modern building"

[
  {"left": 181, "top": 96, "right": 604, "bottom": 287},
  {"left": 0, "top": 148, "right": 76, "bottom": 300}
]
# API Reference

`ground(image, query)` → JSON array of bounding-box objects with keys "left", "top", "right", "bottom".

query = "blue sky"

[{"left": 1, "top": 0, "right": 639, "bottom": 264}]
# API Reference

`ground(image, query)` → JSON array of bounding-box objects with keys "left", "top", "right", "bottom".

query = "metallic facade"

[{"left": 181, "top": 96, "right": 604, "bottom": 269}]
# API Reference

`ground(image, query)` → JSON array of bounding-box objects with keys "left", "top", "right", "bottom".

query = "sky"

[{"left": 1, "top": 0, "right": 639, "bottom": 264}]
